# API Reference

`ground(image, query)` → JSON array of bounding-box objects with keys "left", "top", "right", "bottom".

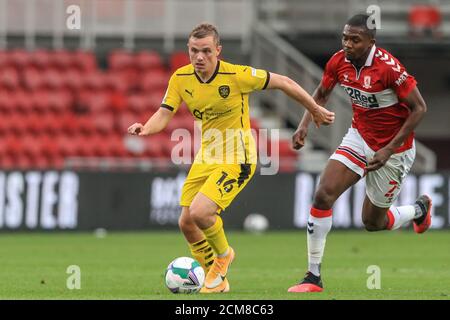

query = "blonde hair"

[{"left": 189, "top": 23, "right": 220, "bottom": 46}]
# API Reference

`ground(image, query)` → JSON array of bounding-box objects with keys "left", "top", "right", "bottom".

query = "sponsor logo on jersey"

[
  {"left": 193, "top": 109, "right": 203, "bottom": 120},
  {"left": 193, "top": 108, "right": 232, "bottom": 121},
  {"left": 343, "top": 73, "right": 349, "bottom": 82},
  {"left": 395, "top": 71, "right": 408, "bottom": 86},
  {"left": 342, "top": 85, "right": 379, "bottom": 108}
]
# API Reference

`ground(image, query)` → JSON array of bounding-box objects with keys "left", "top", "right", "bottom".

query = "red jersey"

[{"left": 321, "top": 45, "right": 417, "bottom": 153}]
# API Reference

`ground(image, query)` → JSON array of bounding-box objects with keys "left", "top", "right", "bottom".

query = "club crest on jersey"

[
  {"left": 363, "top": 76, "right": 372, "bottom": 89},
  {"left": 218, "top": 85, "right": 230, "bottom": 98}
]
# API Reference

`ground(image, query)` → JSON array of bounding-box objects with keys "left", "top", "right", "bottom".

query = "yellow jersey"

[{"left": 161, "top": 60, "right": 270, "bottom": 164}]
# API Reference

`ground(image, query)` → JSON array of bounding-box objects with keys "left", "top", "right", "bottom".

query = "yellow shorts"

[{"left": 180, "top": 163, "right": 256, "bottom": 212}]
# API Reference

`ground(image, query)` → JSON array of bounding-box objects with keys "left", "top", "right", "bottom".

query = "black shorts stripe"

[
  {"left": 237, "top": 164, "right": 252, "bottom": 187},
  {"left": 337, "top": 146, "right": 367, "bottom": 165}
]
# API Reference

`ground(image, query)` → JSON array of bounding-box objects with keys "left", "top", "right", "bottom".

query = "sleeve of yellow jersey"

[
  {"left": 160, "top": 73, "right": 182, "bottom": 113},
  {"left": 236, "top": 65, "right": 270, "bottom": 94}
]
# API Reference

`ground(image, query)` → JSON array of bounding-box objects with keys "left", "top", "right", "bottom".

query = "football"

[
  {"left": 243, "top": 213, "right": 269, "bottom": 233},
  {"left": 164, "top": 257, "right": 205, "bottom": 294}
]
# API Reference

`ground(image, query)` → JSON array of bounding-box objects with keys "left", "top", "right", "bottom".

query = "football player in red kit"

[{"left": 289, "top": 14, "right": 432, "bottom": 293}]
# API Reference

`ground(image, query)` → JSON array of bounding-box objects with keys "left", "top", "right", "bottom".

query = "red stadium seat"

[
  {"left": 109, "top": 90, "right": 128, "bottom": 113},
  {"left": 47, "top": 90, "right": 73, "bottom": 114},
  {"left": 44, "top": 68, "right": 65, "bottom": 90},
  {"left": 13, "top": 89, "right": 34, "bottom": 113},
  {"left": 40, "top": 134, "right": 60, "bottom": 158},
  {"left": 63, "top": 67, "right": 84, "bottom": 91},
  {"left": 6, "top": 113, "right": 28, "bottom": 135},
  {"left": 76, "top": 115, "right": 96, "bottom": 136},
  {"left": 109, "top": 50, "right": 133, "bottom": 70},
  {"left": 23, "top": 67, "right": 45, "bottom": 91},
  {"left": 85, "top": 71, "right": 107, "bottom": 91},
  {"left": 57, "top": 134, "right": 80, "bottom": 157},
  {"left": 31, "top": 90, "right": 50, "bottom": 113},
  {"left": 409, "top": 5, "right": 442, "bottom": 36},
  {"left": 92, "top": 112, "right": 115, "bottom": 134},
  {"left": 107, "top": 133, "right": 128, "bottom": 157},
  {"left": 144, "top": 135, "right": 166, "bottom": 158},
  {"left": 85, "top": 91, "right": 111, "bottom": 114},
  {"left": 128, "top": 94, "right": 148, "bottom": 114},
  {"left": 135, "top": 51, "right": 164, "bottom": 71},
  {"left": 27, "top": 112, "right": 46, "bottom": 134},
  {"left": 31, "top": 50, "right": 51, "bottom": 70},
  {"left": 147, "top": 90, "right": 166, "bottom": 111},
  {"left": 31, "top": 154, "right": 51, "bottom": 169},
  {"left": 116, "top": 111, "right": 138, "bottom": 134},
  {"left": 73, "top": 50, "right": 97, "bottom": 72},
  {"left": 140, "top": 70, "right": 170, "bottom": 92},
  {"left": 170, "top": 51, "right": 190, "bottom": 72},
  {"left": 9, "top": 49, "right": 31, "bottom": 69},
  {"left": 52, "top": 49, "right": 73, "bottom": 70},
  {"left": 0, "top": 67, "right": 20, "bottom": 89},
  {"left": 105, "top": 71, "right": 129, "bottom": 93},
  {"left": 59, "top": 113, "right": 79, "bottom": 136},
  {"left": 0, "top": 90, "right": 10, "bottom": 113},
  {"left": 4, "top": 135, "right": 23, "bottom": 157},
  {"left": 21, "top": 134, "right": 42, "bottom": 159},
  {"left": 49, "top": 154, "right": 65, "bottom": 169},
  {"left": 278, "top": 140, "right": 298, "bottom": 158},
  {"left": 0, "top": 51, "right": 10, "bottom": 69}
]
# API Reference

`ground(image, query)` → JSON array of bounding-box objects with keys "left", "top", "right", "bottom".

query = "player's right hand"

[
  {"left": 127, "top": 123, "right": 144, "bottom": 135},
  {"left": 292, "top": 126, "right": 308, "bottom": 150},
  {"left": 312, "top": 105, "right": 335, "bottom": 128}
]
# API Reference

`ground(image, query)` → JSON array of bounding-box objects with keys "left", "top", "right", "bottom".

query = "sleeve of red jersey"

[
  {"left": 385, "top": 56, "right": 417, "bottom": 100},
  {"left": 320, "top": 55, "right": 339, "bottom": 90}
]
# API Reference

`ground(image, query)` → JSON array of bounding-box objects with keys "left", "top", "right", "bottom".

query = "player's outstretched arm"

[
  {"left": 289, "top": 83, "right": 334, "bottom": 150},
  {"left": 266, "top": 73, "right": 335, "bottom": 129},
  {"left": 127, "top": 108, "right": 174, "bottom": 136}
]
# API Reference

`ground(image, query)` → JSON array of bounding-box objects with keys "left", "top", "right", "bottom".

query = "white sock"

[
  {"left": 387, "top": 205, "right": 416, "bottom": 230},
  {"left": 307, "top": 208, "right": 333, "bottom": 276}
]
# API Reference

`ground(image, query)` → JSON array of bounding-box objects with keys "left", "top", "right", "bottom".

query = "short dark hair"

[
  {"left": 189, "top": 23, "right": 220, "bottom": 46},
  {"left": 346, "top": 14, "right": 376, "bottom": 39}
]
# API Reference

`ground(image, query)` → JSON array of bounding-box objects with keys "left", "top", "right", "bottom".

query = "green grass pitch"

[{"left": 0, "top": 230, "right": 449, "bottom": 300}]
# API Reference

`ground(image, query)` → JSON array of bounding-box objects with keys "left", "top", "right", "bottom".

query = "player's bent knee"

[
  {"left": 189, "top": 204, "right": 207, "bottom": 224},
  {"left": 178, "top": 214, "right": 194, "bottom": 232},
  {"left": 313, "top": 188, "right": 336, "bottom": 209}
]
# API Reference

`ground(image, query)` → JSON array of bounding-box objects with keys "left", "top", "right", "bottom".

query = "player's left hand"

[
  {"left": 366, "top": 147, "right": 394, "bottom": 172},
  {"left": 312, "top": 105, "right": 335, "bottom": 128}
]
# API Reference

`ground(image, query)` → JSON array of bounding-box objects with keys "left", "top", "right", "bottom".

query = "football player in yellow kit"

[{"left": 128, "top": 23, "right": 335, "bottom": 293}]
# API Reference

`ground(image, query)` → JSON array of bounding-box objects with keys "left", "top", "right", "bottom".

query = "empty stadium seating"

[{"left": 0, "top": 49, "right": 298, "bottom": 170}]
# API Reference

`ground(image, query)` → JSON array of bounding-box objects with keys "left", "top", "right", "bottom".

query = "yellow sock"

[
  {"left": 202, "top": 216, "right": 229, "bottom": 256},
  {"left": 188, "top": 239, "right": 215, "bottom": 272}
]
